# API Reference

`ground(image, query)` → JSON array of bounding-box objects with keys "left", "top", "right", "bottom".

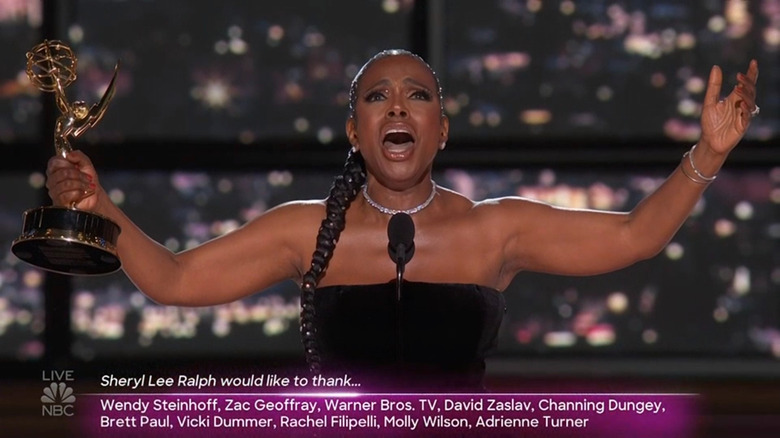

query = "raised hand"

[{"left": 699, "top": 59, "right": 759, "bottom": 154}]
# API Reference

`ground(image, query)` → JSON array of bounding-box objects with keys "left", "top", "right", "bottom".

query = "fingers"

[
  {"left": 704, "top": 60, "right": 759, "bottom": 121},
  {"left": 732, "top": 60, "right": 759, "bottom": 119},
  {"left": 64, "top": 149, "right": 96, "bottom": 170},
  {"left": 746, "top": 58, "right": 759, "bottom": 83},
  {"left": 45, "top": 150, "right": 98, "bottom": 207},
  {"left": 46, "top": 150, "right": 96, "bottom": 175},
  {"left": 46, "top": 168, "right": 94, "bottom": 206},
  {"left": 703, "top": 65, "right": 723, "bottom": 107}
]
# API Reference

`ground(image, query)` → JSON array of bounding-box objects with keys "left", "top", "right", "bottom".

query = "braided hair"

[
  {"left": 299, "top": 49, "right": 443, "bottom": 374},
  {"left": 299, "top": 150, "right": 365, "bottom": 374}
]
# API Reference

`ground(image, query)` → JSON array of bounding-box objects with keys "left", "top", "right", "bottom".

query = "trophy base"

[{"left": 11, "top": 206, "right": 121, "bottom": 275}]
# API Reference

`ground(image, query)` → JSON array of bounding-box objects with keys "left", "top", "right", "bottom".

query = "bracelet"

[
  {"left": 683, "top": 144, "right": 717, "bottom": 182},
  {"left": 680, "top": 160, "right": 711, "bottom": 184}
]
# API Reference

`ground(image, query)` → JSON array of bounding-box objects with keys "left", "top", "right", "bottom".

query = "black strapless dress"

[{"left": 313, "top": 281, "right": 506, "bottom": 392}]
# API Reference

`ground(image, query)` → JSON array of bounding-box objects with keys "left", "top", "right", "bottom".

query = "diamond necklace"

[{"left": 362, "top": 181, "right": 437, "bottom": 215}]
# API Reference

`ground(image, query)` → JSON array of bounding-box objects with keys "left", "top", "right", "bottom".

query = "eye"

[
  {"left": 411, "top": 90, "right": 432, "bottom": 101},
  {"left": 364, "top": 91, "right": 385, "bottom": 102}
]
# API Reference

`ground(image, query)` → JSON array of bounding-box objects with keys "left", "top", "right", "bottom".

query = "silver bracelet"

[
  {"left": 683, "top": 144, "right": 717, "bottom": 182},
  {"left": 680, "top": 160, "right": 710, "bottom": 184}
]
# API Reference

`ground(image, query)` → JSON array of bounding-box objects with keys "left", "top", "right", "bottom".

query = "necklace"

[{"left": 362, "top": 181, "right": 437, "bottom": 215}]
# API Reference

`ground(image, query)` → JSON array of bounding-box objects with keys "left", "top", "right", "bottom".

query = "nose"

[{"left": 386, "top": 98, "right": 408, "bottom": 118}]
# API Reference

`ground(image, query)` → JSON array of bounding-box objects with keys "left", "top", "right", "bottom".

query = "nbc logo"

[{"left": 41, "top": 382, "right": 76, "bottom": 416}]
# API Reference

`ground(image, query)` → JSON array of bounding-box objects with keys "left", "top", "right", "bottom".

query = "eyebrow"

[{"left": 363, "top": 77, "right": 434, "bottom": 92}]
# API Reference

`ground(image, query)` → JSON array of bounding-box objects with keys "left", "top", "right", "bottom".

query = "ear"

[
  {"left": 439, "top": 115, "right": 449, "bottom": 148},
  {"left": 346, "top": 117, "right": 359, "bottom": 151}
]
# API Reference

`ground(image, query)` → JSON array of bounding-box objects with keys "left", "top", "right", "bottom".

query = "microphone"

[
  {"left": 387, "top": 213, "right": 415, "bottom": 361},
  {"left": 387, "top": 212, "right": 415, "bottom": 273}
]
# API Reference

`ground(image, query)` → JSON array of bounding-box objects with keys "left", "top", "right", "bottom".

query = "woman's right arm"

[{"left": 46, "top": 150, "right": 313, "bottom": 306}]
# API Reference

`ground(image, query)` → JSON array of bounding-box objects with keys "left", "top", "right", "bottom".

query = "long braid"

[{"left": 300, "top": 150, "right": 366, "bottom": 374}]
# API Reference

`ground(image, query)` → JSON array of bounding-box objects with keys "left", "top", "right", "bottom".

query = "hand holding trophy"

[{"left": 11, "top": 40, "right": 122, "bottom": 275}]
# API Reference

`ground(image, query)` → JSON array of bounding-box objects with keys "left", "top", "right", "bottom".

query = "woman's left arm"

[
  {"left": 624, "top": 60, "right": 759, "bottom": 257},
  {"left": 501, "top": 60, "right": 759, "bottom": 276}
]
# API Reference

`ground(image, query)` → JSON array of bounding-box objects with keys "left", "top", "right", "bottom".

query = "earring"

[
  {"left": 439, "top": 142, "right": 446, "bottom": 150},
  {"left": 351, "top": 145, "right": 358, "bottom": 153}
]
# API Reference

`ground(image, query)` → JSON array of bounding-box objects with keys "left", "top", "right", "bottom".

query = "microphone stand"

[
  {"left": 395, "top": 245, "right": 406, "bottom": 301},
  {"left": 387, "top": 212, "right": 415, "bottom": 367},
  {"left": 395, "top": 245, "right": 406, "bottom": 364}
]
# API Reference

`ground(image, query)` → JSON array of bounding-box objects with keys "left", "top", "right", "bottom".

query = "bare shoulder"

[
  {"left": 415, "top": 188, "right": 549, "bottom": 287},
  {"left": 435, "top": 185, "right": 478, "bottom": 210},
  {"left": 473, "top": 193, "right": 546, "bottom": 208},
  {"left": 266, "top": 198, "right": 327, "bottom": 216},
  {"left": 471, "top": 194, "right": 550, "bottom": 223},
  {"left": 465, "top": 194, "right": 560, "bottom": 250},
  {"left": 244, "top": 199, "right": 327, "bottom": 230},
  {"left": 431, "top": 187, "right": 548, "bottom": 224}
]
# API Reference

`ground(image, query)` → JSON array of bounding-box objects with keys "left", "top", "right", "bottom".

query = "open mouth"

[{"left": 383, "top": 131, "right": 415, "bottom": 150}]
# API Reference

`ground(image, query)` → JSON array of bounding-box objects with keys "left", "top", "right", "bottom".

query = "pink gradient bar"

[{"left": 77, "top": 392, "right": 699, "bottom": 437}]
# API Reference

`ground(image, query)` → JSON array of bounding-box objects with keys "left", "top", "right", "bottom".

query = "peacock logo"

[{"left": 41, "top": 382, "right": 76, "bottom": 416}]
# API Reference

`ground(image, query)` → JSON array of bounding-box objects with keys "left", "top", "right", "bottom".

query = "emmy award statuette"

[{"left": 11, "top": 40, "right": 122, "bottom": 275}]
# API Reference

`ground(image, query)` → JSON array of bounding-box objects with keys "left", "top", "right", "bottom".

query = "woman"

[{"left": 47, "top": 50, "right": 759, "bottom": 391}]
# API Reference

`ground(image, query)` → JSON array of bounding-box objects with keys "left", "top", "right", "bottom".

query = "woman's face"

[{"left": 347, "top": 54, "right": 448, "bottom": 190}]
